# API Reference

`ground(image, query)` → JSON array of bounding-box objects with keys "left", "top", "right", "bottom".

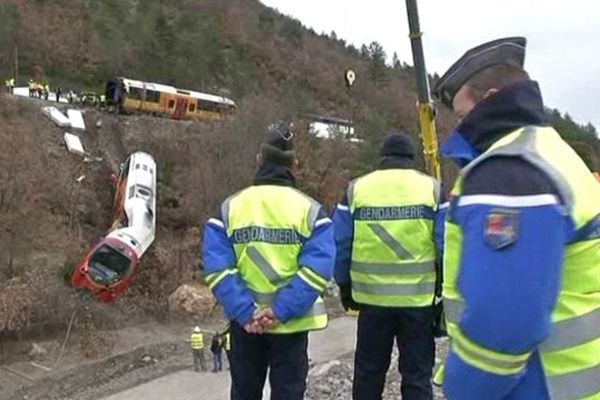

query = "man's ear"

[
  {"left": 483, "top": 88, "right": 499, "bottom": 99},
  {"left": 256, "top": 153, "right": 263, "bottom": 168},
  {"left": 292, "top": 158, "right": 299, "bottom": 170}
]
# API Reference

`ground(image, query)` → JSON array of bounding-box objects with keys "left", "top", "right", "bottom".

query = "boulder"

[{"left": 168, "top": 283, "right": 215, "bottom": 316}]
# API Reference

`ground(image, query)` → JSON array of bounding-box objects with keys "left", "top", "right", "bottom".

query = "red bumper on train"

[{"left": 71, "top": 237, "right": 139, "bottom": 303}]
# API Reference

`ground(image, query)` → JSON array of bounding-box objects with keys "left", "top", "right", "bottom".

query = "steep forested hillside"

[{"left": 1, "top": 0, "right": 599, "bottom": 337}]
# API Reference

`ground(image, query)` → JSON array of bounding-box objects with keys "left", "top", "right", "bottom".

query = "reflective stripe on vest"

[
  {"left": 352, "top": 280, "right": 436, "bottom": 296},
  {"left": 351, "top": 261, "right": 435, "bottom": 275},
  {"left": 245, "top": 246, "right": 285, "bottom": 285},
  {"left": 546, "top": 362, "right": 600, "bottom": 400},
  {"left": 540, "top": 307, "right": 600, "bottom": 352},
  {"left": 442, "top": 126, "right": 600, "bottom": 400},
  {"left": 452, "top": 327, "right": 531, "bottom": 375},
  {"left": 222, "top": 185, "right": 328, "bottom": 334},
  {"left": 443, "top": 297, "right": 465, "bottom": 326},
  {"left": 190, "top": 333, "right": 204, "bottom": 349},
  {"left": 348, "top": 169, "right": 438, "bottom": 308}
]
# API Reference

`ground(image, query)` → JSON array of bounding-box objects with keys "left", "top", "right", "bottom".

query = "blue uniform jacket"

[
  {"left": 440, "top": 80, "right": 574, "bottom": 400},
  {"left": 201, "top": 165, "right": 335, "bottom": 327}
]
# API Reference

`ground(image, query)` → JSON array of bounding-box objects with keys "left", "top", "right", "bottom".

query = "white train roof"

[
  {"left": 107, "top": 151, "right": 156, "bottom": 257},
  {"left": 118, "top": 77, "right": 235, "bottom": 106},
  {"left": 120, "top": 78, "right": 177, "bottom": 95},
  {"left": 180, "top": 90, "right": 236, "bottom": 107}
]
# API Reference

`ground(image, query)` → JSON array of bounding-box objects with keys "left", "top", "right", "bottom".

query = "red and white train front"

[{"left": 72, "top": 152, "right": 156, "bottom": 302}]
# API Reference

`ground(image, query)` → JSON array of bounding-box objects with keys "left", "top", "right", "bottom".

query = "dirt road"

[{"left": 101, "top": 317, "right": 357, "bottom": 400}]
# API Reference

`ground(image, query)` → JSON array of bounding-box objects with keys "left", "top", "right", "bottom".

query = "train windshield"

[{"left": 88, "top": 244, "right": 132, "bottom": 286}]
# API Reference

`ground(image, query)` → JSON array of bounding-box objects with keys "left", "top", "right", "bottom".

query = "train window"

[
  {"left": 142, "top": 165, "right": 148, "bottom": 171},
  {"left": 146, "top": 90, "right": 161, "bottom": 103},
  {"left": 135, "top": 164, "right": 140, "bottom": 170},
  {"left": 168, "top": 100, "right": 175, "bottom": 108},
  {"left": 198, "top": 100, "right": 219, "bottom": 113},
  {"left": 128, "top": 186, "right": 135, "bottom": 199},
  {"left": 217, "top": 103, "right": 235, "bottom": 114},
  {"left": 136, "top": 185, "right": 153, "bottom": 198},
  {"left": 88, "top": 245, "right": 132, "bottom": 285},
  {"left": 128, "top": 87, "right": 143, "bottom": 100},
  {"left": 189, "top": 103, "right": 196, "bottom": 112}
]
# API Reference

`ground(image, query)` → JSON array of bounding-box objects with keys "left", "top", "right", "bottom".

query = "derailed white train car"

[{"left": 72, "top": 152, "right": 156, "bottom": 302}]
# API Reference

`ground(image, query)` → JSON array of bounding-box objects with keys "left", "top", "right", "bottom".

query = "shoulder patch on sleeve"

[{"left": 484, "top": 208, "right": 519, "bottom": 250}]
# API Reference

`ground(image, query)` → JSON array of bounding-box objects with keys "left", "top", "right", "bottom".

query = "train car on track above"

[{"left": 105, "top": 77, "right": 236, "bottom": 121}]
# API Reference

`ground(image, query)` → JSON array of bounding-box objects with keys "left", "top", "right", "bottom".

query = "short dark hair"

[{"left": 465, "top": 64, "right": 529, "bottom": 101}]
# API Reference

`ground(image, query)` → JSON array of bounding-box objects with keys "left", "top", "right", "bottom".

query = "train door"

[{"left": 173, "top": 97, "right": 189, "bottom": 119}]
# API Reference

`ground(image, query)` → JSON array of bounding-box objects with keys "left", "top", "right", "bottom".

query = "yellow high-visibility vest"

[
  {"left": 347, "top": 169, "right": 439, "bottom": 307},
  {"left": 190, "top": 332, "right": 204, "bottom": 349},
  {"left": 208, "top": 185, "right": 329, "bottom": 334}
]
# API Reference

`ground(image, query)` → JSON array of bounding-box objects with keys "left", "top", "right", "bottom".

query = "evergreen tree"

[
  {"left": 347, "top": 44, "right": 359, "bottom": 57},
  {"left": 392, "top": 52, "right": 401, "bottom": 69},
  {"left": 280, "top": 18, "right": 303, "bottom": 45},
  {"left": 355, "top": 111, "right": 388, "bottom": 175},
  {"left": 367, "top": 41, "right": 388, "bottom": 87},
  {"left": 0, "top": 3, "right": 19, "bottom": 75},
  {"left": 360, "top": 44, "right": 369, "bottom": 59},
  {"left": 258, "top": 9, "right": 275, "bottom": 34}
]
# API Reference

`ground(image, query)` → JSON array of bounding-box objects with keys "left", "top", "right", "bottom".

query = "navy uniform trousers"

[
  {"left": 230, "top": 322, "right": 309, "bottom": 400},
  {"left": 353, "top": 305, "right": 435, "bottom": 400}
]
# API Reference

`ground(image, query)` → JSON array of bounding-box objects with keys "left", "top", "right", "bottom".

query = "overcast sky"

[{"left": 260, "top": 0, "right": 600, "bottom": 130}]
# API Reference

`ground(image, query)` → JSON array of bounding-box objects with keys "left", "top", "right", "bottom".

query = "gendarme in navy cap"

[{"left": 433, "top": 37, "right": 526, "bottom": 109}]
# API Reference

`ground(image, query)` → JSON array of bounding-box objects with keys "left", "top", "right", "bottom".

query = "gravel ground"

[
  {"left": 6, "top": 333, "right": 448, "bottom": 400},
  {"left": 306, "top": 338, "right": 448, "bottom": 399},
  {"left": 4, "top": 287, "right": 446, "bottom": 400},
  {"left": 9, "top": 342, "right": 191, "bottom": 400}
]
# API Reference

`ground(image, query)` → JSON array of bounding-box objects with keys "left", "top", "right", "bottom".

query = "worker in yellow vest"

[
  {"left": 190, "top": 326, "right": 207, "bottom": 372},
  {"left": 202, "top": 123, "right": 335, "bottom": 400},
  {"left": 332, "top": 132, "right": 441, "bottom": 399},
  {"left": 4, "top": 78, "right": 14, "bottom": 94},
  {"left": 432, "top": 36, "right": 600, "bottom": 400},
  {"left": 28, "top": 79, "right": 35, "bottom": 97},
  {"left": 222, "top": 326, "right": 232, "bottom": 369}
]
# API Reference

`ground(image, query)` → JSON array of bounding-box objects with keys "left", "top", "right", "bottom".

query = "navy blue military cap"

[{"left": 433, "top": 37, "right": 527, "bottom": 109}]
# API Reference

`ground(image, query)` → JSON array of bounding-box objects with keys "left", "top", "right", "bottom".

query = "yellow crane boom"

[{"left": 405, "top": 0, "right": 441, "bottom": 180}]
